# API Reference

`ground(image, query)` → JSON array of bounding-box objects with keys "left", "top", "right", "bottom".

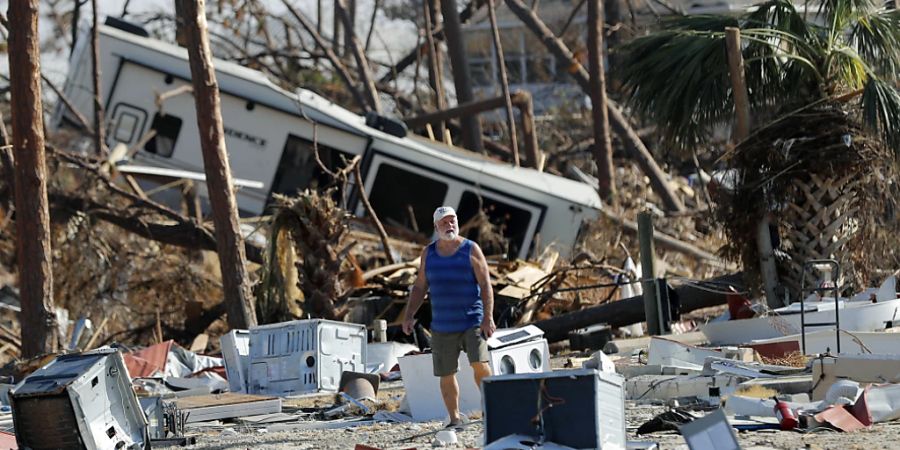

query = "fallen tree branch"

[
  {"left": 534, "top": 273, "right": 743, "bottom": 342},
  {"left": 335, "top": 0, "right": 382, "bottom": 113},
  {"left": 48, "top": 191, "right": 264, "bottom": 264},
  {"left": 41, "top": 74, "right": 94, "bottom": 134},
  {"left": 1, "top": 146, "right": 268, "bottom": 264},
  {"left": 281, "top": 0, "right": 371, "bottom": 112},
  {"left": 599, "top": 209, "right": 731, "bottom": 267},
  {"left": 378, "top": 0, "right": 487, "bottom": 85},
  {"left": 353, "top": 161, "right": 396, "bottom": 264}
]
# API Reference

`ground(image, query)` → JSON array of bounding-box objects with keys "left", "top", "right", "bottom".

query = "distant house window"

[
  {"left": 368, "top": 163, "right": 448, "bottom": 239},
  {"left": 526, "top": 56, "right": 555, "bottom": 84},
  {"left": 466, "top": 29, "right": 566, "bottom": 87},
  {"left": 144, "top": 113, "right": 182, "bottom": 158},
  {"left": 470, "top": 59, "right": 494, "bottom": 87},
  {"left": 456, "top": 191, "right": 532, "bottom": 258},
  {"left": 504, "top": 57, "right": 525, "bottom": 85},
  {"left": 269, "top": 134, "right": 352, "bottom": 198}
]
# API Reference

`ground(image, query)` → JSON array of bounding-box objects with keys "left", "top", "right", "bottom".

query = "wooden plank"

[
  {"left": 174, "top": 393, "right": 277, "bottom": 409},
  {"left": 174, "top": 394, "right": 282, "bottom": 423},
  {"left": 496, "top": 285, "right": 531, "bottom": 300},
  {"left": 504, "top": 264, "right": 548, "bottom": 288}
]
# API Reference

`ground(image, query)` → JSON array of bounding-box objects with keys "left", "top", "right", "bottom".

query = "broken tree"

[
  {"left": 180, "top": 0, "right": 257, "bottom": 329},
  {"left": 503, "top": 0, "right": 685, "bottom": 213},
  {"left": 8, "top": 0, "right": 59, "bottom": 357},
  {"left": 588, "top": 0, "right": 615, "bottom": 200}
]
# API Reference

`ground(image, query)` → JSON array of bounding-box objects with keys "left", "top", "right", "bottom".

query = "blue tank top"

[{"left": 425, "top": 239, "right": 483, "bottom": 333}]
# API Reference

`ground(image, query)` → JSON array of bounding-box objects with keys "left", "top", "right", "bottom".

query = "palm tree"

[{"left": 618, "top": 0, "right": 900, "bottom": 298}]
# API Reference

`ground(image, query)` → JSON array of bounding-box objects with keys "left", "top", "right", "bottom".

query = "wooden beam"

[{"left": 533, "top": 273, "right": 743, "bottom": 342}]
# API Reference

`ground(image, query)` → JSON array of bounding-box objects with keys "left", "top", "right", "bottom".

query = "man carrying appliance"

[{"left": 402, "top": 206, "right": 496, "bottom": 427}]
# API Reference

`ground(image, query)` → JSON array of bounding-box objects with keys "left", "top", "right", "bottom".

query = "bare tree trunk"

[
  {"left": 364, "top": 0, "right": 380, "bottom": 52},
  {"left": 316, "top": 0, "right": 323, "bottom": 67},
  {"left": 603, "top": 0, "right": 623, "bottom": 90},
  {"left": 344, "top": 0, "right": 356, "bottom": 57},
  {"left": 335, "top": 0, "right": 381, "bottom": 113},
  {"left": 179, "top": 0, "right": 257, "bottom": 329},
  {"left": 174, "top": 0, "right": 188, "bottom": 46},
  {"left": 516, "top": 91, "right": 540, "bottom": 168},
  {"left": 725, "top": 27, "right": 750, "bottom": 143},
  {"left": 424, "top": 0, "right": 447, "bottom": 136},
  {"left": 503, "top": 0, "right": 685, "bottom": 213},
  {"left": 332, "top": 0, "right": 342, "bottom": 55},
  {"left": 440, "top": 0, "right": 484, "bottom": 153},
  {"left": 487, "top": 0, "right": 519, "bottom": 166},
  {"left": 282, "top": 0, "right": 372, "bottom": 113},
  {"left": 90, "top": 0, "right": 106, "bottom": 155},
  {"left": 8, "top": 0, "right": 58, "bottom": 357},
  {"left": 588, "top": 0, "right": 614, "bottom": 200},
  {"left": 69, "top": 0, "right": 85, "bottom": 57}
]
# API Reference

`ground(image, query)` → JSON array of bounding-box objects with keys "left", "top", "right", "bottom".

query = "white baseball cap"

[{"left": 433, "top": 206, "right": 457, "bottom": 223}]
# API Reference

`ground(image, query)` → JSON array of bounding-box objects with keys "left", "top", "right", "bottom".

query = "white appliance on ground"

[
  {"left": 219, "top": 329, "right": 250, "bottom": 393},
  {"left": 399, "top": 325, "right": 551, "bottom": 421},
  {"left": 489, "top": 338, "right": 551, "bottom": 375},
  {"left": 488, "top": 325, "right": 550, "bottom": 375},
  {"left": 10, "top": 348, "right": 149, "bottom": 450},
  {"left": 246, "top": 319, "right": 367, "bottom": 396}
]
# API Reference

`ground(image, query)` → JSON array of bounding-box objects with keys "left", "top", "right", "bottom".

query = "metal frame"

[{"left": 799, "top": 259, "right": 841, "bottom": 354}]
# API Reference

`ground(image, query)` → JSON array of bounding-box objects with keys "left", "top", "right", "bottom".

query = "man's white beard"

[{"left": 439, "top": 230, "right": 458, "bottom": 241}]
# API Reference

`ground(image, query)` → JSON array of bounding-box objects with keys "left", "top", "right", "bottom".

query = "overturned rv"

[{"left": 53, "top": 19, "right": 602, "bottom": 259}]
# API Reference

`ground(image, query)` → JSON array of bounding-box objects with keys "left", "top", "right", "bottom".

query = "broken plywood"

[
  {"left": 647, "top": 337, "right": 723, "bottom": 370},
  {"left": 811, "top": 354, "right": 900, "bottom": 400},
  {"left": 173, "top": 393, "right": 282, "bottom": 423}
]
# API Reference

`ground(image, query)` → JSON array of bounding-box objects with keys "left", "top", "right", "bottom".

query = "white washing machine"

[{"left": 488, "top": 337, "right": 550, "bottom": 375}]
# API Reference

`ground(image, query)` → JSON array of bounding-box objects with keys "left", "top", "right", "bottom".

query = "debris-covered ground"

[{"left": 153, "top": 409, "right": 900, "bottom": 450}]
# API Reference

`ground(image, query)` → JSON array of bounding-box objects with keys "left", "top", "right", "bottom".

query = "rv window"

[
  {"left": 113, "top": 112, "right": 139, "bottom": 143},
  {"left": 368, "top": 163, "right": 448, "bottom": 239},
  {"left": 457, "top": 191, "right": 531, "bottom": 258},
  {"left": 144, "top": 113, "right": 182, "bottom": 158},
  {"left": 269, "top": 134, "right": 352, "bottom": 198}
]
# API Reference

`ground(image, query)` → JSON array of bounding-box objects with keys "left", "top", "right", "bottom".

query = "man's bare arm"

[
  {"left": 471, "top": 243, "right": 495, "bottom": 338},
  {"left": 402, "top": 248, "right": 429, "bottom": 335}
]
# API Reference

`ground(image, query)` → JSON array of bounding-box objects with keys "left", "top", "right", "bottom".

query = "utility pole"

[
  {"left": 638, "top": 211, "right": 662, "bottom": 335},
  {"left": 8, "top": 0, "right": 59, "bottom": 357},
  {"left": 179, "top": 0, "right": 257, "bottom": 329}
]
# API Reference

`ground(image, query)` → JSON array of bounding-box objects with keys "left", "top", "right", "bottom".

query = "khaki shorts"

[{"left": 431, "top": 327, "right": 489, "bottom": 377}]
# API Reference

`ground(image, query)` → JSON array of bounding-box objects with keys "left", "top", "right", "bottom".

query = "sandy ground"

[
  {"left": 160, "top": 409, "right": 900, "bottom": 450},
  {"left": 159, "top": 400, "right": 900, "bottom": 450}
]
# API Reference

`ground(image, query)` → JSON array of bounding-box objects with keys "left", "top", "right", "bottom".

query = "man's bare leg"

[
  {"left": 471, "top": 362, "right": 492, "bottom": 391},
  {"left": 439, "top": 374, "right": 461, "bottom": 423}
]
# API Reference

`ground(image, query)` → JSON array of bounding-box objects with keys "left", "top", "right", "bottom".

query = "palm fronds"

[
  {"left": 619, "top": 0, "right": 900, "bottom": 152},
  {"left": 862, "top": 77, "right": 900, "bottom": 153}
]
